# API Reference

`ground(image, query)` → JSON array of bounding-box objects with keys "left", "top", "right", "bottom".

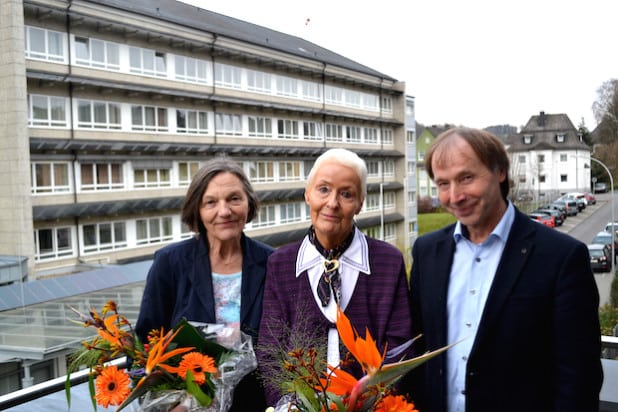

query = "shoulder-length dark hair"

[
  {"left": 426, "top": 127, "right": 511, "bottom": 199},
  {"left": 181, "top": 157, "right": 259, "bottom": 233}
]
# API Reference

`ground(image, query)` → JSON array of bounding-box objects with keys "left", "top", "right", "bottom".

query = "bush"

[{"left": 600, "top": 304, "right": 618, "bottom": 336}]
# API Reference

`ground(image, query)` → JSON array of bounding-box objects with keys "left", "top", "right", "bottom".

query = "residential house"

[{"left": 505, "top": 111, "right": 591, "bottom": 202}]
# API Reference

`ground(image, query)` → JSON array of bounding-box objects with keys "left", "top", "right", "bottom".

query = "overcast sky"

[{"left": 180, "top": 0, "right": 618, "bottom": 130}]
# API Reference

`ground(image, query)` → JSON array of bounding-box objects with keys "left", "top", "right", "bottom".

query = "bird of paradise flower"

[{"left": 285, "top": 307, "right": 457, "bottom": 412}]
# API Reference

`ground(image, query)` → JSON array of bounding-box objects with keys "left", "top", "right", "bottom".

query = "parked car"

[
  {"left": 604, "top": 222, "right": 618, "bottom": 235},
  {"left": 559, "top": 193, "right": 586, "bottom": 211},
  {"left": 552, "top": 199, "right": 578, "bottom": 216},
  {"left": 583, "top": 192, "right": 596, "bottom": 205},
  {"left": 534, "top": 208, "right": 564, "bottom": 226},
  {"left": 591, "top": 231, "right": 618, "bottom": 259},
  {"left": 542, "top": 203, "right": 567, "bottom": 221},
  {"left": 594, "top": 182, "right": 608, "bottom": 193},
  {"left": 587, "top": 243, "right": 612, "bottom": 272},
  {"left": 529, "top": 212, "right": 555, "bottom": 228}
]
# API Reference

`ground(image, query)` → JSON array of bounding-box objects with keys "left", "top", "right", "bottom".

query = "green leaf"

[
  {"left": 116, "top": 370, "right": 163, "bottom": 412},
  {"left": 171, "top": 319, "right": 229, "bottom": 361},
  {"left": 65, "top": 372, "right": 72, "bottom": 412},
  {"left": 88, "top": 370, "right": 97, "bottom": 412},
  {"left": 185, "top": 370, "right": 212, "bottom": 407},
  {"left": 292, "top": 380, "right": 320, "bottom": 412},
  {"left": 365, "top": 340, "right": 460, "bottom": 388}
]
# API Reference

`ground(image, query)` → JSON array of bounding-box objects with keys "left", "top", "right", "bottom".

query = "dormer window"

[
  {"left": 523, "top": 134, "right": 533, "bottom": 144},
  {"left": 556, "top": 133, "right": 565, "bottom": 143}
]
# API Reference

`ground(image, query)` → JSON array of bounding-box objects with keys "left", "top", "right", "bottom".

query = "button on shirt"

[{"left": 446, "top": 202, "right": 515, "bottom": 412}]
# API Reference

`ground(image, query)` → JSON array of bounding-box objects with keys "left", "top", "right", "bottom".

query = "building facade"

[
  {"left": 506, "top": 111, "right": 591, "bottom": 202},
  {"left": 2, "top": 0, "right": 414, "bottom": 282}
]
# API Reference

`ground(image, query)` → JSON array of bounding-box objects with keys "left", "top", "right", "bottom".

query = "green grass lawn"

[{"left": 418, "top": 212, "right": 457, "bottom": 235}]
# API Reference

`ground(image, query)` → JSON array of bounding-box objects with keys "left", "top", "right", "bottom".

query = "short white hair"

[{"left": 306, "top": 148, "right": 367, "bottom": 200}]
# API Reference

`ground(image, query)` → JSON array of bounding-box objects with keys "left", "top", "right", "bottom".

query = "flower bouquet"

[
  {"left": 267, "top": 307, "right": 455, "bottom": 412},
  {"left": 66, "top": 301, "right": 256, "bottom": 412}
]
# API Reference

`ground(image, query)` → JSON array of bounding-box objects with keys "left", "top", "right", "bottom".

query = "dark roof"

[
  {"left": 85, "top": 0, "right": 395, "bottom": 81},
  {"left": 505, "top": 112, "right": 590, "bottom": 152}
]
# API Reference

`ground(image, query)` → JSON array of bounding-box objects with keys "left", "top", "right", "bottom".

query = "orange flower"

[
  {"left": 320, "top": 365, "right": 358, "bottom": 396},
  {"left": 94, "top": 365, "right": 131, "bottom": 408},
  {"left": 176, "top": 352, "right": 217, "bottom": 385},
  {"left": 375, "top": 394, "right": 418, "bottom": 412},
  {"left": 144, "top": 327, "right": 194, "bottom": 375},
  {"left": 336, "top": 307, "right": 384, "bottom": 375}
]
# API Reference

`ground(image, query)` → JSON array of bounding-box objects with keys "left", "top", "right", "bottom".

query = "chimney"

[{"left": 539, "top": 111, "right": 545, "bottom": 126}]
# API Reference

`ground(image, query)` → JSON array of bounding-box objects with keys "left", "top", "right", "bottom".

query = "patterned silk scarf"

[{"left": 308, "top": 226, "right": 355, "bottom": 307}]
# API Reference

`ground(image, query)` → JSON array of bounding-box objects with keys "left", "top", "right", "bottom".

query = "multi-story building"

[
  {"left": 506, "top": 111, "right": 591, "bottom": 202},
  {"left": 2, "top": 0, "right": 414, "bottom": 282},
  {"left": 415, "top": 124, "right": 450, "bottom": 200}
]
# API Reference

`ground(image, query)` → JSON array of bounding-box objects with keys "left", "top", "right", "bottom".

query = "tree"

[
  {"left": 577, "top": 118, "right": 594, "bottom": 147},
  {"left": 592, "top": 79, "right": 618, "bottom": 145}
]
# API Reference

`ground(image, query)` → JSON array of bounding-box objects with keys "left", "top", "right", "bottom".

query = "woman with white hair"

[{"left": 257, "top": 148, "right": 413, "bottom": 406}]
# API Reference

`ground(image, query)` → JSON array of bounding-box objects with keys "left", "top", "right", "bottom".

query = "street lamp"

[{"left": 589, "top": 157, "right": 615, "bottom": 274}]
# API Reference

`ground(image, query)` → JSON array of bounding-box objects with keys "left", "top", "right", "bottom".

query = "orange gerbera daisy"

[
  {"left": 375, "top": 394, "right": 418, "bottom": 412},
  {"left": 94, "top": 365, "right": 131, "bottom": 408},
  {"left": 176, "top": 352, "right": 217, "bottom": 385}
]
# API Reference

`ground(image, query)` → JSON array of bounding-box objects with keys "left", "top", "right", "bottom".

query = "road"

[{"left": 554, "top": 192, "right": 615, "bottom": 306}]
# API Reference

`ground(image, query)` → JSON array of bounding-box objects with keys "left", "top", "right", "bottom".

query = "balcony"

[{"left": 0, "top": 264, "right": 616, "bottom": 410}]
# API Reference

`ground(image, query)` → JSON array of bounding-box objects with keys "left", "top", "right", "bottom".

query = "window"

[
  {"left": 523, "top": 135, "right": 533, "bottom": 144},
  {"left": 247, "top": 70, "right": 271, "bottom": 93},
  {"left": 417, "top": 151, "right": 425, "bottom": 161},
  {"left": 248, "top": 116, "right": 272, "bottom": 138},
  {"left": 382, "top": 129, "right": 394, "bottom": 144},
  {"left": 384, "top": 192, "right": 395, "bottom": 209},
  {"left": 325, "top": 86, "right": 343, "bottom": 105},
  {"left": 365, "top": 194, "right": 380, "bottom": 211},
  {"left": 346, "top": 126, "right": 361, "bottom": 143},
  {"left": 367, "top": 161, "right": 380, "bottom": 178},
  {"left": 538, "top": 154, "right": 545, "bottom": 163},
  {"left": 518, "top": 174, "right": 526, "bottom": 183},
  {"left": 278, "top": 161, "right": 301, "bottom": 182},
  {"left": 556, "top": 134, "right": 565, "bottom": 143},
  {"left": 77, "top": 100, "right": 121, "bottom": 129},
  {"left": 29, "top": 95, "right": 67, "bottom": 127},
  {"left": 539, "top": 175, "right": 546, "bottom": 183},
  {"left": 383, "top": 160, "right": 395, "bottom": 177},
  {"left": 25, "top": 26, "right": 64, "bottom": 62},
  {"left": 362, "top": 92, "right": 379, "bottom": 111},
  {"left": 277, "top": 119, "right": 299, "bottom": 139},
  {"left": 406, "top": 131, "right": 415, "bottom": 144},
  {"left": 518, "top": 155, "right": 526, "bottom": 163},
  {"left": 248, "top": 162, "right": 275, "bottom": 183},
  {"left": 74, "top": 37, "right": 119, "bottom": 70},
  {"left": 560, "top": 174, "right": 568, "bottom": 182},
  {"left": 174, "top": 55, "right": 208, "bottom": 84},
  {"left": 280, "top": 202, "right": 302, "bottom": 224},
  {"left": 276, "top": 76, "right": 298, "bottom": 98},
  {"left": 134, "top": 167, "right": 171, "bottom": 188},
  {"left": 252, "top": 205, "right": 276, "bottom": 228},
  {"left": 384, "top": 223, "right": 396, "bottom": 240},
  {"left": 129, "top": 47, "right": 166, "bottom": 77},
  {"left": 560, "top": 154, "right": 567, "bottom": 162},
  {"left": 302, "top": 121, "right": 321, "bottom": 141},
  {"left": 131, "top": 105, "right": 168, "bottom": 132},
  {"left": 407, "top": 161, "right": 416, "bottom": 176},
  {"left": 178, "top": 161, "right": 200, "bottom": 186},
  {"left": 177, "top": 109, "right": 209, "bottom": 134},
  {"left": 325, "top": 123, "right": 343, "bottom": 142},
  {"left": 408, "top": 191, "right": 417, "bottom": 205},
  {"left": 364, "top": 127, "right": 378, "bottom": 144},
  {"left": 136, "top": 217, "right": 173, "bottom": 245},
  {"left": 215, "top": 113, "right": 242, "bottom": 136},
  {"left": 31, "top": 162, "right": 70, "bottom": 194},
  {"left": 301, "top": 80, "right": 320, "bottom": 101},
  {"left": 344, "top": 91, "right": 361, "bottom": 108},
  {"left": 34, "top": 227, "right": 73, "bottom": 261},
  {"left": 214, "top": 63, "right": 241, "bottom": 89},
  {"left": 82, "top": 222, "right": 127, "bottom": 253},
  {"left": 363, "top": 226, "right": 381, "bottom": 239},
  {"left": 381, "top": 96, "right": 393, "bottom": 114},
  {"left": 80, "top": 163, "right": 123, "bottom": 191}
]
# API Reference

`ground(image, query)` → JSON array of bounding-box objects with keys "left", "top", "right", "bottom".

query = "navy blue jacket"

[
  {"left": 136, "top": 233, "right": 273, "bottom": 412},
  {"left": 406, "top": 208, "right": 603, "bottom": 412}
]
